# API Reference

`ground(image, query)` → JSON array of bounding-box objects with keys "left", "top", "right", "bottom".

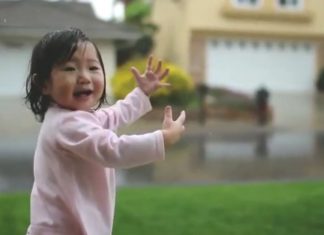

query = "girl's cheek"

[
  {"left": 56, "top": 84, "right": 73, "bottom": 97},
  {"left": 94, "top": 76, "right": 105, "bottom": 89}
]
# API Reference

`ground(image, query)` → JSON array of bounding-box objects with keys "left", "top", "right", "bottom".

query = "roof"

[{"left": 0, "top": 0, "right": 141, "bottom": 41}]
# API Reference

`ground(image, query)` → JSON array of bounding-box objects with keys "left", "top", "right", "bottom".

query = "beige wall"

[
  {"left": 188, "top": 0, "right": 324, "bottom": 39},
  {"left": 151, "top": 0, "right": 324, "bottom": 128},
  {"left": 151, "top": 0, "right": 324, "bottom": 72},
  {"left": 151, "top": 0, "right": 188, "bottom": 67}
]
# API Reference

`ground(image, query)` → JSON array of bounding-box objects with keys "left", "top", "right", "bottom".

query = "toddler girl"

[{"left": 25, "top": 28, "right": 185, "bottom": 235}]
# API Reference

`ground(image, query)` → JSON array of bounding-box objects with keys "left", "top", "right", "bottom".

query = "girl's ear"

[
  {"left": 31, "top": 73, "right": 51, "bottom": 95},
  {"left": 41, "top": 80, "right": 52, "bottom": 95}
]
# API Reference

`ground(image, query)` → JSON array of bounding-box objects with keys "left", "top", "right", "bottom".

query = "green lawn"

[{"left": 1, "top": 181, "right": 324, "bottom": 235}]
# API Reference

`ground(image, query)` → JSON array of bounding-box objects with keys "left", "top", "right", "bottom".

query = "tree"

[{"left": 116, "top": 0, "right": 158, "bottom": 66}]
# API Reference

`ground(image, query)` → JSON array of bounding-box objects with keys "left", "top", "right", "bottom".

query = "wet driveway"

[
  {"left": 118, "top": 129, "right": 324, "bottom": 186},
  {"left": 1, "top": 128, "right": 324, "bottom": 193}
]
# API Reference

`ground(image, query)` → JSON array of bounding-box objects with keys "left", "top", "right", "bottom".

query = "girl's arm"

[
  {"left": 56, "top": 104, "right": 185, "bottom": 168},
  {"left": 97, "top": 56, "right": 169, "bottom": 130},
  {"left": 97, "top": 87, "right": 151, "bottom": 130},
  {"left": 57, "top": 111, "right": 165, "bottom": 169}
]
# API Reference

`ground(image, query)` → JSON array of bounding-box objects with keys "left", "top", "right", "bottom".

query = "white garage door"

[
  {"left": 206, "top": 39, "right": 316, "bottom": 94},
  {"left": 0, "top": 42, "right": 32, "bottom": 96}
]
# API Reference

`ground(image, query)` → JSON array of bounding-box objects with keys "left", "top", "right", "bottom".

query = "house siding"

[
  {"left": 151, "top": 0, "right": 324, "bottom": 73},
  {"left": 151, "top": 0, "right": 324, "bottom": 128}
]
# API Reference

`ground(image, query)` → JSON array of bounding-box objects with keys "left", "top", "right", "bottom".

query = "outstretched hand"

[
  {"left": 162, "top": 106, "right": 186, "bottom": 147},
  {"left": 131, "top": 55, "right": 170, "bottom": 96}
]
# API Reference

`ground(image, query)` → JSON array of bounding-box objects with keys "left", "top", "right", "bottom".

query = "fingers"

[
  {"left": 147, "top": 55, "right": 163, "bottom": 72},
  {"left": 164, "top": 105, "right": 173, "bottom": 121},
  {"left": 146, "top": 55, "right": 153, "bottom": 72},
  {"left": 158, "top": 82, "right": 171, "bottom": 88},
  {"left": 164, "top": 107, "right": 186, "bottom": 123},
  {"left": 159, "top": 68, "right": 169, "bottom": 81},
  {"left": 155, "top": 60, "right": 162, "bottom": 74},
  {"left": 130, "top": 67, "right": 142, "bottom": 83},
  {"left": 176, "top": 110, "right": 186, "bottom": 124}
]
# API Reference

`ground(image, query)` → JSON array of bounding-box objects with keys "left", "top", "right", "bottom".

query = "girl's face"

[{"left": 43, "top": 42, "right": 105, "bottom": 111}]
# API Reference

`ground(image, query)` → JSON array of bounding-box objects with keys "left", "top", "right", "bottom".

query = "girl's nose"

[{"left": 78, "top": 70, "right": 91, "bottom": 83}]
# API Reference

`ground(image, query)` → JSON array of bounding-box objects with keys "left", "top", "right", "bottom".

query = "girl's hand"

[
  {"left": 131, "top": 55, "right": 170, "bottom": 96},
  {"left": 161, "top": 106, "right": 186, "bottom": 147}
]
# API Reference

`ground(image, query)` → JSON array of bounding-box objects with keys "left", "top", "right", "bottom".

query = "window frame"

[
  {"left": 275, "top": 0, "right": 304, "bottom": 11},
  {"left": 231, "top": 0, "right": 263, "bottom": 9}
]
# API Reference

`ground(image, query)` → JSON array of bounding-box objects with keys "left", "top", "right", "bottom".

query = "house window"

[
  {"left": 276, "top": 0, "right": 303, "bottom": 10},
  {"left": 231, "top": 0, "right": 263, "bottom": 9}
]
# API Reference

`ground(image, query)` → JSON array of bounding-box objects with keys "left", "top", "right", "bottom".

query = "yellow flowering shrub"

[{"left": 110, "top": 58, "right": 195, "bottom": 106}]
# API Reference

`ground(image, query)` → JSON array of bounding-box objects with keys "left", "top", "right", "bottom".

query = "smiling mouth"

[{"left": 73, "top": 89, "right": 93, "bottom": 97}]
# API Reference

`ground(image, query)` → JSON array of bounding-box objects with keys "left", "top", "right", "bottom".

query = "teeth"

[{"left": 74, "top": 90, "right": 92, "bottom": 97}]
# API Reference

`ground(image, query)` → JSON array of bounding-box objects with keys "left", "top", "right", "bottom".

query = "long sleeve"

[
  {"left": 96, "top": 87, "right": 152, "bottom": 130},
  {"left": 26, "top": 90, "right": 162, "bottom": 235},
  {"left": 56, "top": 111, "right": 165, "bottom": 169}
]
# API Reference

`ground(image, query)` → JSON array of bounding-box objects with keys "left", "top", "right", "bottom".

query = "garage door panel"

[
  {"left": 207, "top": 39, "right": 316, "bottom": 94},
  {"left": 0, "top": 43, "right": 31, "bottom": 96}
]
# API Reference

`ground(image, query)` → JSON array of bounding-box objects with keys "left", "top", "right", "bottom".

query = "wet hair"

[{"left": 25, "top": 28, "right": 107, "bottom": 122}]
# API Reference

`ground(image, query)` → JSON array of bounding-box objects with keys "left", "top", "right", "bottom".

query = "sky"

[{"left": 79, "top": 0, "right": 124, "bottom": 21}]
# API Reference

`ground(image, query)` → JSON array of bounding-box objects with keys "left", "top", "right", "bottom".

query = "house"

[
  {"left": 150, "top": 0, "right": 324, "bottom": 128},
  {"left": 0, "top": 0, "right": 141, "bottom": 138},
  {"left": 0, "top": 0, "right": 141, "bottom": 97}
]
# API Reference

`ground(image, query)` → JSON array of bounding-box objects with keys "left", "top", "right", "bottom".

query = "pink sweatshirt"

[{"left": 26, "top": 88, "right": 165, "bottom": 235}]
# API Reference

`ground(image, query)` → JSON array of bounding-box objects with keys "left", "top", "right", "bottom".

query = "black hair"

[{"left": 25, "top": 28, "right": 107, "bottom": 122}]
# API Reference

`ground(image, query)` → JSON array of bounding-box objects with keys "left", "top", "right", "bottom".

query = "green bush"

[{"left": 110, "top": 58, "right": 195, "bottom": 107}]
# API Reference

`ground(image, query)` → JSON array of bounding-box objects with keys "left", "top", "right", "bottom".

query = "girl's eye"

[
  {"left": 62, "top": 66, "right": 75, "bottom": 71},
  {"left": 89, "top": 66, "right": 100, "bottom": 71}
]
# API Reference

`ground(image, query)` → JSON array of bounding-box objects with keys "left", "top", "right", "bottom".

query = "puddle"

[
  {"left": 117, "top": 130, "right": 324, "bottom": 186},
  {"left": 1, "top": 129, "right": 324, "bottom": 192}
]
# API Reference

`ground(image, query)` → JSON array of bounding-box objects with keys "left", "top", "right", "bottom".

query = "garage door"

[
  {"left": 206, "top": 39, "right": 316, "bottom": 94},
  {"left": 0, "top": 42, "right": 31, "bottom": 96}
]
